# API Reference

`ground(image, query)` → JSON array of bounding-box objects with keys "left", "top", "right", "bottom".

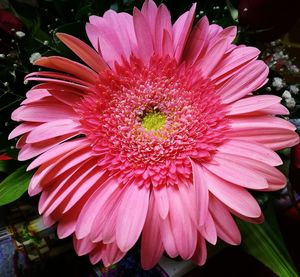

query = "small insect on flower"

[{"left": 10, "top": 0, "right": 299, "bottom": 269}]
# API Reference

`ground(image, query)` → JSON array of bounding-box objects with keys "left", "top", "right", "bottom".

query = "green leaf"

[
  {"left": 238, "top": 204, "right": 298, "bottom": 276},
  {"left": 0, "top": 161, "right": 9, "bottom": 173},
  {"left": 0, "top": 166, "right": 33, "bottom": 206}
]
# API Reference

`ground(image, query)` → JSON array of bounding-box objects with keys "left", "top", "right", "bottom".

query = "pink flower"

[{"left": 9, "top": 0, "right": 299, "bottom": 269}]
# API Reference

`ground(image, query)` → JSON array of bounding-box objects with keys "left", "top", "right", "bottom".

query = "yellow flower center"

[{"left": 141, "top": 111, "right": 166, "bottom": 131}]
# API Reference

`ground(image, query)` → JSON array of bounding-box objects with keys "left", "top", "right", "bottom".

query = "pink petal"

[
  {"left": 63, "top": 168, "right": 107, "bottom": 213},
  {"left": 39, "top": 168, "right": 78, "bottom": 214},
  {"left": 182, "top": 16, "right": 209, "bottom": 65},
  {"left": 230, "top": 128, "right": 300, "bottom": 150},
  {"left": 133, "top": 8, "right": 154, "bottom": 64},
  {"left": 173, "top": 3, "right": 196, "bottom": 61},
  {"left": 190, "top": 159, "right": 208, "bottom": 226},
  {"left": 62, "top": 167, "right": 107, "bottom": 214},
  {"left": 205, "top": 26, "right": 236, "bottom": 52},
  {"left": 103, "top": 242, "right": 126, "bottom": 266},
  {"left": 27, "top": 138, "right": 87, "bottom": 170},
  {"left": 118, "top": 12, "right": 137, "bottom": 51},
  {"left": 89, "top": 244, "right": 104, "bottom": 264},
  {"left": 154, "top": 4, "right": 173, "bottom": 55},
  {"left": 12, "top": 99, "right": 77, "bottom": 122},
  {"left": 39, "top": 160, "right": 97, "bottom": 215},
  {"left": 26, "top": 119, "right": 81, "bottom": 143},
  {"left": 198, "top": 211, "right": 217, "bottom": 245},
  {"left": 141, "top": 0, "right": 158, "bottom": 37},
  {"left": 81, "top": 22, "right": 100, "bottom": 52},
  {"left": 42, "top": 214, "right": 56, "bottom": 227},
  {"left": 224, "top": 154, "right": 287, "bottom": 191},
  {"left": 86, "top": 21, "right": 124, "bottom": 67},
  {"left": 25, "top": 83, "right": 84, "bottom": 106},
  {"left": 202, "top": 153, "right": 269, "bottom": 190},
  {"left": 203, "top": 167, "right": 262, "bottom": 218},
  {"left": 101, "top": 10, "right": 135, "bottom": 59},
  {"left": 196, "top": 38, "right": 229, "bottom": 78},
  {"left": 89, "top": 186, "right": 124, "bottom": 243},
  {"left": 100, "top": 189, "right": 126, "bottom": 244},
  {"left": 16, "top": 134, "right": 27, "bottom": 149},
  {"left": 160, "top": 216, "right": 178, "bottom": 258},
  {"left": 218, "top": 26, "right": 237, "bottom": 42},
  {"left": 209, "top": 195, "right": 241, "bottom": 245},
  {"left": 26, "top": 70, "right": 91, "bottom": 86},
  {"left": 226, "top": 95, "right": 281, "bottom": 116},
  {"left": 207, "top": 24, "right": 223, "bottom": 39},
  {"left": 28, "top": 145, "right": 92, "bottom": 195},
  {"left": 56, "top": 32, "right": 108, "bottom": 72},
  {"left": 34, "top": 56, "right": 98, "bottom": 83},
  {"left": 141, "top": 192, "right": 164, "bottom": 270},
  {"left": 177, "top": 182, "right": 198, "bottom": 226},
  {"left": 192, "top": 233, "right": 207, "bottom": 266},
  {"left": 212, "top": 45, "right": 260, "bottom": 83},
  {"left": 26, "top": 84, "right": 51, "bottom": 96},
  {"left": 216, "top": 60, "right": 269, "bottom": 104},
  {"left": 25, "top": 76, "right": 91, "bottom": 92},
  {"left": 229, "top": 116, "right": 296, "bottom": 132},
  {"left": 153, "top": 187, "right": 169, "bottom": 219},
  {"left": 57, "top": 200, "right": 85, "bottom": 239},
  {"left": 38, "top": 147, "right": 93, "bottom": 182},
  {"left": 9, "top": 122, "right": 39, "bottom": 139},
  {"left": 73, "top": 236, "right": 95, "bottom": 256},
  {"left": 19, "top": 133, "right": 79, "bottom": 161},
  {"left": 259, "top": 103, "right": 289, "bottom": 115},
  {"left": 48, "top": 87, "right": 83, "bottom": 106},
  {"left": 167, "top": 186, "right": 197, "bottom": 259},
  {"left": 75, "top": 177, "right": 119, "bottom": 239},
  {"left": 116, "top": 185, "right": 150, "bottom": 252},
  {"left": 218, "top": 139, "right": 282, "bottom": 166},
  {"left": 22, "top": 88, "right": 51, "bottom": 104},
  {"left": 162, "top": 29, "right": 173, "bottom": 56},
  {"left": 230, "top": 209, "right": 265, "bottom": 224}
]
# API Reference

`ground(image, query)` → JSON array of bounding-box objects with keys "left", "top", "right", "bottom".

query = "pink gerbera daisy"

[{"left": 9, "top": 0, "right": 299, "bottom": 269}]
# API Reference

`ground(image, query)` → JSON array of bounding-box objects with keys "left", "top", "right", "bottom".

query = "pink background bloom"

[
  {"left": 0, "top": 9, "right": 23, "bottom": 52},
  {"left": 10, "top": 0, "right": 299, "bottom": 269},
  {"left": 0, "top": 153, "right": 11, "bottom": 160}
]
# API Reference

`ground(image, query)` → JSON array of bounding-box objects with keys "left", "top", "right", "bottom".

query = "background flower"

[
  {"left": 0, "top": 9, "right": 23, "bottom": 52},
  {"left": 0, "top": 153, "right": 11, "bottom": 160},
  {"left": 238, "top": 0, "right": 300, "bottom": 40}
]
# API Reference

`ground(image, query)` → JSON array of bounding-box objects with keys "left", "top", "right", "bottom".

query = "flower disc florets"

[{"left": 77, "top": 56, "right": 228, "bottom": 188}]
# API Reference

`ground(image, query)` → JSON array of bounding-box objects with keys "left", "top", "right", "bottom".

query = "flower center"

[
  {"left": 141, "top": 110, "right": 166, "bottom": 131},
  {"left": 77, "top": 55, "right": 229, "bottom": 188}
]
